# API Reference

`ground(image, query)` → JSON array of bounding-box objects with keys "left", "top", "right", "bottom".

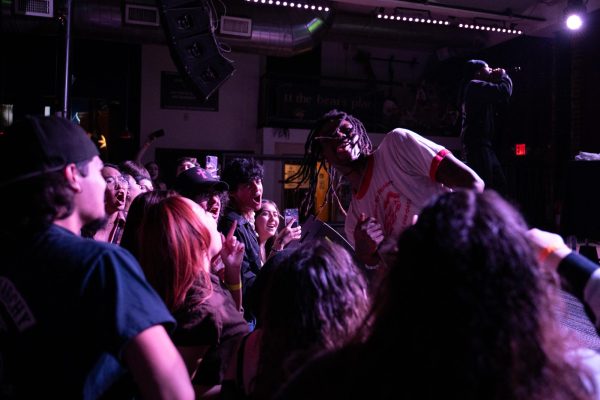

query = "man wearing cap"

[
  {"left": 174, "top": 166, "right": 229, "bottom": 222},
  {"left": 0, "top": 117, "right": 193, "bottom": 399},
  {"left": 459, "top": 59, "right": 513, "bottom": 193}
]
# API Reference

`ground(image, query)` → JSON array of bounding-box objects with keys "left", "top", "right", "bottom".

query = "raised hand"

[
  {"left": 272, "top": 219, "right": 302, "bottom": 251},
  {"left": 221, "top": 220, "right": 245, "bottom": 276},
  {"left": 354, "top": 213, "right": 384, "bottom": 266}
]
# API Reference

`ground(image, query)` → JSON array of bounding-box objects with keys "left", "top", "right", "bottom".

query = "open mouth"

[
  {"left": 115, "top": 190, "right": 126, "bottom": 204},
  {"left": 208, "top": 206, "right": 220, "bottom": 220},
  {"left": 266, "top": 226, "right": 277, "bottom": 234}
]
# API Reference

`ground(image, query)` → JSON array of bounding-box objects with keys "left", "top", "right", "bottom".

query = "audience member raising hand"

[{"left": 138, "top": 196, "right": 248, "bottom": 397}]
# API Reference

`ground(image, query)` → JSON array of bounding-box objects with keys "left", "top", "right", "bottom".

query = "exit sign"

[{"left": 515, "top": 143, "right": 526, "bottom": 156}]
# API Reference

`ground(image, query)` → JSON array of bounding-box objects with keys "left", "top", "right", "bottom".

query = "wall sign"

[{"left": 160, "top": 71, "right": 218, "bottom": 111}]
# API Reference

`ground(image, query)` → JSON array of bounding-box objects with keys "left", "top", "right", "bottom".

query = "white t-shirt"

[
  {"left": 568, "top": 348, "right": 600, "bottom": 398},
  {"left": 345, "top": 128, "right": 450, "bottom": 246}
]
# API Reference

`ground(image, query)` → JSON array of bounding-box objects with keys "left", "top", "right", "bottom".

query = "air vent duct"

[
  {"left": 125, "top": 4, "right": 160, "bottom": 26},
  {"left": 14, "top": 0, "right": 53, "bottom": 17},
  {"left": 220, "top": 16, "right": 252, "bottom": 37}
]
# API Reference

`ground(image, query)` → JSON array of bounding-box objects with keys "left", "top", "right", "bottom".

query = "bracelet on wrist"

[
  {"left": 226, "top": 282, "right": 242, "bottom": 291},
  {"left": 538, "top": 245, "right": 557, "bottom": 264}
]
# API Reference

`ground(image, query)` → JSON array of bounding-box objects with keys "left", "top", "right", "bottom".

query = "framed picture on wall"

[{"left": 160, "top": 71, "right": 219, "bottom": 111}]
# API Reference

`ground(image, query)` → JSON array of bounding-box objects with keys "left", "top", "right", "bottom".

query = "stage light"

[{"left": 564, "top": 0, "right": 586, "bottom": 31}]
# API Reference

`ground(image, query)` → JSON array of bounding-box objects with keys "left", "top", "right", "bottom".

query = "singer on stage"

[
  {"left": 290, "top": 109, "right": 483, "bottom": 268},
  {"left": 459, "top": 59, "right": 513, "bottom": 194}
]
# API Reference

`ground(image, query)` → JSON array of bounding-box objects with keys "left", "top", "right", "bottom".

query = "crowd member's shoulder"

[
  {"left": 218, "top": 211, "right": 236, "bottom": 233},
  {"left": 43, "top": 224, "right": 142, "bottom": 273},
  {"left": 218, "top": 208, "right": 245, "bottom": 232}
]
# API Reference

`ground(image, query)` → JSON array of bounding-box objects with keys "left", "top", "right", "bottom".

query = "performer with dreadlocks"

[{"left": 290, "top": 109, "right": 484, "bottom": 267}]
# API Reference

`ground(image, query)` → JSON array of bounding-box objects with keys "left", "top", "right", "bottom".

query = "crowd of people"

[{"left": 2, "top": 59, "right": 600, "bottom": 400}]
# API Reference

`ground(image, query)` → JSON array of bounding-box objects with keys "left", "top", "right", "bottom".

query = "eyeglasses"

[
  {"left": 314, "top": 124, "right": 355, "bottom": 141},
  {"left": 105, "top": 175, "right": 129, "bottom": 189}
]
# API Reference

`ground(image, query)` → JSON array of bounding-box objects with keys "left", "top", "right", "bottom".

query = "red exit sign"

[{"left": 515, "top": 143, "right": 527, "bottom": 156}]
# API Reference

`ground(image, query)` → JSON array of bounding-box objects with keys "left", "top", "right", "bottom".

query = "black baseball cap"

[
  {"left": 174, "top": 166, "right": 229, "bottom": 198},
  {"left": 463, "top": 59, "right": 489, "bottom": 80},
  {"left": 0, "top": 116, "right": 99, "bottom": 187}
]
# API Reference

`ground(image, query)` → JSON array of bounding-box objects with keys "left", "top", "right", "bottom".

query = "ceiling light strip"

[
  {"left": 376, "top": 12, "right": 450, "bottom": 26},
  {"left": 376, "top": 12, "right": 523, "bottom": 35},
  {"left": 457, "top": 23, "right": 522, "bottom": 35},
  {"left": 245, "top": 0, "right": 329, "bottom": 12}
]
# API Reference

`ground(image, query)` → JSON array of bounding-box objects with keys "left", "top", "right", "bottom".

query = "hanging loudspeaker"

[{"left": 158, "top": 0, "right": 235, "bottom": 100}]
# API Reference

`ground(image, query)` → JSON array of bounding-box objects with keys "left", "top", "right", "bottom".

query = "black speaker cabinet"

[{"left": 159, "top": 0, "right": 235, "bottom": 100}]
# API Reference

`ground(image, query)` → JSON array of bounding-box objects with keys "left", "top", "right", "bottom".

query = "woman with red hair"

[{"left": 139, "top": 195, "right": 248, "bottom": 396}]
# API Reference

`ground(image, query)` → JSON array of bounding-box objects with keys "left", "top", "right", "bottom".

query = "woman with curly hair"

[{"left": 223, "top": 239, "right": 370, "bottom": 399}]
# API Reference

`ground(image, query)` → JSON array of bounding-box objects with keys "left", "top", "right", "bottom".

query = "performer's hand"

[{"left": 354, "top": 213, "right": 384, "bottom": 266}]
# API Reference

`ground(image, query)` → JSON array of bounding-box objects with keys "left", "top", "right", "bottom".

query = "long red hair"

[{"left": 139, "top": 196, "right": 213, "bottom": 311}]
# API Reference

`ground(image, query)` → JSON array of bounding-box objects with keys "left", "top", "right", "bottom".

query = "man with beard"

[{"left": 0, "top": 116, "right": 192, "bottom": 399}]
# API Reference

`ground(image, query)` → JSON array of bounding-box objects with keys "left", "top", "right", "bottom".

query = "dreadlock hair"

[{"left": 287, "top": 109, "right": 373, "bottom": 217}]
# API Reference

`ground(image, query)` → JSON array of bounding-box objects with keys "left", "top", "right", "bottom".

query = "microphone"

[{"left": 502, "top": 66, "right": 522, "bottom": 73}]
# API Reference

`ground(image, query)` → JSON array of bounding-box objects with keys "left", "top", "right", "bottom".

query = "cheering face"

[
  {"left": 101, "top": 166, "right": 128, "bottom": 213},
  {"left": 317, "top": 119, "right": 361, "bottom": 166},
  {"left": 255, "top": 202, "right": 280, "bottom": 240},
  {"left": 231, "top": 178, "right": 263, "bottom": 214},
  {"left": 185, "top": 198, "right": 222, "bottom": 260},
  {"left": 194, "top": 192, "right": 222, "bottom": 221}
]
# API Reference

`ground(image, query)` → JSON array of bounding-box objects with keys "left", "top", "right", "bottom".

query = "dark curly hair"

[
  {"left": 221, "top": 157, "right": 264, "bottom": 192},
  {"left": 120, "top": 160, "right": 151, "bottom": 183},
  {"left": 254, "top": 239, "right": 370, "bottom": 399},
  {"left": 286, "top": 109, "right": 372, "bottom": 217},
  {"left": 363, "top": 190, "right": 596, "bottom": 399}
]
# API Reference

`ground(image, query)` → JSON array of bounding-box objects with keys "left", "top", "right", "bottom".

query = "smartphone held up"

[{"left": 284, "top": 208, "right": 299, "bottom": 228}]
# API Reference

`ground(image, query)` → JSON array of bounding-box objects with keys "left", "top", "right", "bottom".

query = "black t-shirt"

[
  {"left": 173, "top": 274, "right": 249, "bottom": 385},
  {"left": 218, "top": 208, "right": 262, "bottom": 321},
  {"left": 0, "top": 224, "right": 175, "bottom": 399}
]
